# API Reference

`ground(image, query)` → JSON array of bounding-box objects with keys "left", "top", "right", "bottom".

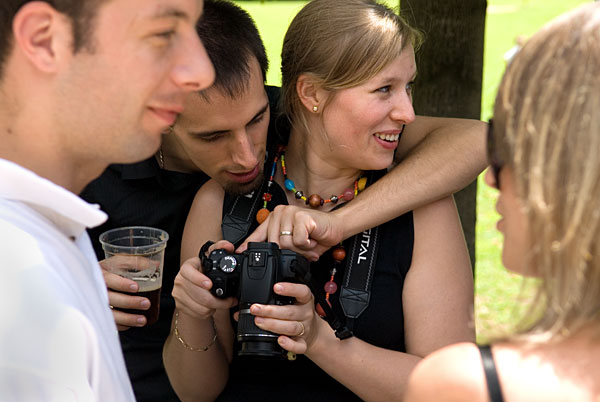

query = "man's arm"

[
  {"left": 337, "top": 115, "right": 487, "bottom": 239},
  {"left": 240, "top": 116, "right": 487, "bottom": 258}
]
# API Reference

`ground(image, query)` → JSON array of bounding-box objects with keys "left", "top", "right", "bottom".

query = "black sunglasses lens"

[{"left": 487, "top": 119, "right": 502, "bottom": 189}]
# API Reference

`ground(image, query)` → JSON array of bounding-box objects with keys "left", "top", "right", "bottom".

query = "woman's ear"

[
  {"left": 11, "top": 2, "right": 72, "bottom": 74},
  {"left": 296, "top": 74, "right": 328, "bottom": 113}
]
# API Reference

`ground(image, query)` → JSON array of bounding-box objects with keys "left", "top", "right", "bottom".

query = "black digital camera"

[{"left": 200, "top": 241, "right": 311, "bottom": 358}]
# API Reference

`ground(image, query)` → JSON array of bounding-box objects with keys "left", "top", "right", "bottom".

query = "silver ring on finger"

[{"left": 280, "top": 230, "right": 293, "bottom": 236}]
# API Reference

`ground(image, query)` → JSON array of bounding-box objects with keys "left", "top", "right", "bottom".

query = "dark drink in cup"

[
  {"left": 121, "top": 285, "right": 162, "bottom": 325},
  {"left": 99, "top": 227, "right": 168, "bottom": 327}
]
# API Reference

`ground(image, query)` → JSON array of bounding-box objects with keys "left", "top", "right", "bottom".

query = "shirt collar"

[
  {"left": 109, "top": 156, "right": 160, "bottom": 180},
  {"left": 0, "top": 159, "right": 107, "bottom": 238}
]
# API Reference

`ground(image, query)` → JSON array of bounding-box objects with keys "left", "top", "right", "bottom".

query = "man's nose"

[{"left": 172, "top": 31, "right": 215, "bottom": 93}]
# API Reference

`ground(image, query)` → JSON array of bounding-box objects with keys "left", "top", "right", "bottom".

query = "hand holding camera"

[
  {"left": 172, "top": 242, "right": 239, "bottom": 322},
  {"left": 200, "top": 241, "right": 312, "bottom": 358}
]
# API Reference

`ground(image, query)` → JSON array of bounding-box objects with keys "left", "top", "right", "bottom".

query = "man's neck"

[
  {"left": 159, "top": 134, "right": 199, "bottom": 173},
  {"left": 0, "top": 121, "right": 105, "bottom": 194}
]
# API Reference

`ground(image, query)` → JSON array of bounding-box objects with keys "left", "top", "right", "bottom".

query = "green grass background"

[{"left": 233, "top": 0, "right": 590, "bottom": 342}]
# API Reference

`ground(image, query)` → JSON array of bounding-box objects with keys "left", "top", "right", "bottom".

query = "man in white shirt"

[{"left": 0, "top": 0, "right": 214, "bottom": 400}]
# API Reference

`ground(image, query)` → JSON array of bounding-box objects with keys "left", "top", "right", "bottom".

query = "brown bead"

[
  {"left": 308, "top": 194, "right": 323, "bottom": 208},
  {"left": 332, "top": 246, "right": 346, "bottom": 262},
  {"left": 256, "top": 208, "right": 270, "bottom": 224}
]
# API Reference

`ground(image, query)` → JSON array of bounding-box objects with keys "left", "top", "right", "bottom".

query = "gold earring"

[{"left": 313, "top": 105, "right": 318, "bottom": 112}]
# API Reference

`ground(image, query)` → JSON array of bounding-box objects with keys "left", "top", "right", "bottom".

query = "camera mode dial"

[{"left": 219, "top": 255, "right": 238, "bottom": 273}]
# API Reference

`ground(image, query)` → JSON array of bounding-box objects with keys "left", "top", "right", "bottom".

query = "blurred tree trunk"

[{"left": 400, "top": 0, "right": 487, "bottom": 269}]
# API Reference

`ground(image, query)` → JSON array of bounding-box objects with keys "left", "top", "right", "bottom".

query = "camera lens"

[{"left": 237, "top": 309, "right": 285, "bottom": 358}]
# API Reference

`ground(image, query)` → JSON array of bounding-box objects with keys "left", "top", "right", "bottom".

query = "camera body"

[{"left": 201, "top": 241, "right": 311, "bottom": 358}]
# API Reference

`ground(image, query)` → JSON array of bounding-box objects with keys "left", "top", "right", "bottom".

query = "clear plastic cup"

[{"left": 99, "top": 226, "right": 169, "bottom": 325}]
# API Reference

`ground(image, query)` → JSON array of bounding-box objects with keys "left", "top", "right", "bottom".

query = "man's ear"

[
  {"left": 296, "top": 74, "right": 328, "bottom": 113},
  {"left": 11, "top": 2, "right": 73, "bottom": 74}
]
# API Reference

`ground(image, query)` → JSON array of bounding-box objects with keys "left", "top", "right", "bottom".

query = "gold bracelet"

[{"left": 174, "top": 311, "right": 217, "bottom": 352}]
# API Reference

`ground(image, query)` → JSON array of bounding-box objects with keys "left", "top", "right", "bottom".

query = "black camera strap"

[
  {"left": 339, "top": 226, "right": 380, "bottom": 332},
  {"left": 311, "top": 284, "right": 353, "bottom": 340},
  {"left": 338, "top": 169, "right": 383, "bottom": 332},
  {"left": 221, "top": 179, "right": 267, "bottom": 248}
]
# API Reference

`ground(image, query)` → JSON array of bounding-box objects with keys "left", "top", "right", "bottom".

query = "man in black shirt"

[{"left": 82, "top": 1, "right": 487, "bottom": 400}]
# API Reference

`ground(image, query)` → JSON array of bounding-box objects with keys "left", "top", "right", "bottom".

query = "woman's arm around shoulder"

[{"left": 404, "top": 342, "right": 489, "bottom": 402}]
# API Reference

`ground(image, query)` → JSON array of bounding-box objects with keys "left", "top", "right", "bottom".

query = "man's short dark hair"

[
  {"left": 197, "top": 0, "right": 269, "bottom": 100},
  {"left": 0, "top": 0, "right": 102, "bottom": 79}
]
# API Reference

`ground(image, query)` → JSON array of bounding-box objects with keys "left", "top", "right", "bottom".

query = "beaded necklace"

[
  {"left": 282, "top": 152, "right": 367, "bottom": 208},
  {"left": 255, "top": 146, "right": 368, "bottom": 319},
  {"left": 255, "top": 145, "right": 284, "bottom": 224},
  {"left": 255, "top": 147, "right": 367, "bottom": 223}
]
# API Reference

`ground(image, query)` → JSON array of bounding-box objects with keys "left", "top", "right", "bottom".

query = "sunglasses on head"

[{"left": 487, "top": 119, "right": 504, "bottom": 189}]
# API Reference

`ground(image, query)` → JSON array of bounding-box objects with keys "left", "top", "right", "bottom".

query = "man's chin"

[{"left": 222, "top": 172, "right": 264, "bottom": 196}]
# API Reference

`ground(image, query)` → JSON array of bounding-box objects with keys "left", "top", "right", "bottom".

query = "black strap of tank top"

[{"left": 478, "top": 345, "right": 505, "bottom": 402}]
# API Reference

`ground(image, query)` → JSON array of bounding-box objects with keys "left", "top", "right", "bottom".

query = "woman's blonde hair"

[
  {"left": 280, "top": 0, "right": 422, "bottom": 134},
  {"left": 493, "top": 3, "right": 600, "bottom": 342}
]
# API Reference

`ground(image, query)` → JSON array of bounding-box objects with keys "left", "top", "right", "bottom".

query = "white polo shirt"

[{"left": 0, "top": 159, "right": 135, "bottom": 401}]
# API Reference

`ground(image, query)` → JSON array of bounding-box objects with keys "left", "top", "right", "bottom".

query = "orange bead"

[
  {"left": 332, "top": 246, "right": 346, "bottom": 262},
  {"left": 256, "top": 208, "right": 270, "bottom": 224},
  {"left": 316, "top": 303, "right": 326, "bottom": 317}
]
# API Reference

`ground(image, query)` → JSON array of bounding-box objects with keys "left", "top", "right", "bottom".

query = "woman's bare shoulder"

[
  {"left": 493, "top": 337, "right": 600, "bottom": 402},
  {"left": 405, "top": 342, "right": 488, "bottom": 402}
]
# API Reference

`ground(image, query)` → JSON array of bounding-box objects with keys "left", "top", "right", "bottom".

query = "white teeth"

[{"left": 375, "top": 132, "right": 399, "bottom": 142}]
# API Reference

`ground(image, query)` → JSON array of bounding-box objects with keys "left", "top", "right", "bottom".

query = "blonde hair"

[
  {"left": 494, "top": 3, "right": 600, "bottom": 342},
  {"left": 280, "top": 0, "right": 422, "bottom": 134}
]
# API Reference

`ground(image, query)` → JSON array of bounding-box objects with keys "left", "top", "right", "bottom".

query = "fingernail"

[
  {"left": 251, "top": 305, "right": 261, "bottom": 314},
  {"left": 202, "top": 281, "right": 211, "bottom": 288},
  {"left": 255, "top": 317, "right": 263, "bottom": 324},
  {"left": 274, "top": 284, "right": 283, "bottom": 292},
  {"left": 129, "top": 283, "right": 138, "bottom": 291},
  {"left": 136, "top": 317, "right": 146, "bottom": 325},
  {"left": 140, "top": 299, "right": 150, "bottom": 308}
]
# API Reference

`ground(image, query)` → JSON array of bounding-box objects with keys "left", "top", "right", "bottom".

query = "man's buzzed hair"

[
  {"left": 0, "top": 0, "right": 104, "bottom": 79},
  {"left": 197, "top": 0, "right": 269, "bottom": 100}
]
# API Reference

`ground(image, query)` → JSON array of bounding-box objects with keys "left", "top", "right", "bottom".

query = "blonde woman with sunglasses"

[{"left": 405, "top": 3, "right": 600, "bottom": 402}]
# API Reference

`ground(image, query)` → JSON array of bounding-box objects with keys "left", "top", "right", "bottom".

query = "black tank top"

[{"left": 216, "top": 172, "right": 414, "bottom": 401}]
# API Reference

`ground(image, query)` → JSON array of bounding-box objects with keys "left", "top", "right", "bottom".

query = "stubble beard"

[{"left": 222, "top": 170, "right": 265, "bottom": 197}]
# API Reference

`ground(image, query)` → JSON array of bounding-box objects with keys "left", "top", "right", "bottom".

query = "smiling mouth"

[{"left": 374, "top": 132, "right": 400, "bottom": 142}]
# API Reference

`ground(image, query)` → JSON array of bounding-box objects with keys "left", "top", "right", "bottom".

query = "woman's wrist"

[
  {"left": 305, "top": 315, "right": 340, "bottom": 359},
  {"left": 173, "top": 310, "right": 219, "bottom": 352}
]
